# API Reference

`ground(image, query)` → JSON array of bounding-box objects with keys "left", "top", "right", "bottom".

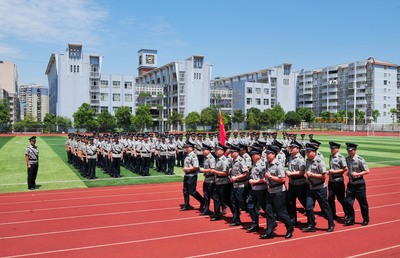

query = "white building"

[
  {"left": 0, "top": 61, "right": 20, "bottom": 124},
  {"left": 19, "top": 84, "right": 49, "bottom": 122},
  {"left": 212, "top": 63, "right": 297, "bottom": 114},
  {"left": 135, "top": 49, "right": 212, "bottom": 131},
  {"left": 45, "top": 44, "right": 135, "bottom": 121},
  {"left": 297, "top": 57, "right": 400, "bottom": 124}
]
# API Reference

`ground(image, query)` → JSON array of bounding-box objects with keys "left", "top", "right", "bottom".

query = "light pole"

[
  {"left": 353, "top": 62, "right": 357, "bottom": 132},
  {"left": 345, "top": 99, "right": 349, "bottom": 125}
]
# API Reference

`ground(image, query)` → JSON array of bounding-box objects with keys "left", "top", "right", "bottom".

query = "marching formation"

[{"left": 179, "top": 131, "right": 370, "bottom": 240}]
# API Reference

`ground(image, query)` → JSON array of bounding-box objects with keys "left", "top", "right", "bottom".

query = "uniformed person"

[
  {"left": 176, "top": 134, "right": 185, "bottom": 167},
  {"left": 344, "top": 142, "right": 370, "bottom": 226},
  {"left": 167, "top": 135, "right": 177, "bottom": 175},
  {"left": 85, "top": 137, "right": 98, "bottom": 179},
  {"left": 210, "top": 142, "right": 234, "bottom": 221},
  {"left": 65, "top": 133, "right": 73, "bottom": 164},
  {"left": 286, "top": 140, "right": 307, "bottom": 226},
  {"left": 25, "top": 136, "right": 39, "bottom": 190},
  {"left": 140, "top": 134, "right": 152, "bottom": 176},
  {"left": 260, "top": 145, "right": 294, "bottom": 239},
  {"left": 134, "top": 134, "right": 143, "bottom": 174},
  {"left": 229, "top": 145, "right": 249, "bottom": 226},
  {"left": 199, "top": 143, "right": 216, "bottom": 216},
  {"left": 246, "top": 146, "right": 267, "bottom": 232},
  {"left": 109, "top": 134, "right": 124, "bottom": 178},
  {"left": 328, "top": 141, "right": 348, "bottom": 220},
  {"left": 158, "top": 135, "right": 168, "bottom": 174},
  {"left": 299, "top": 134, "right": 307, "bottom": 158},
  {"left": 302, "top": 143, "right": 335, "bottom": 233},
  {"left": 181, "top": 140, "right": 205, "bottom": 211},
  {"left": 195, "top": 133, "right": 204, "bottom": 167}
]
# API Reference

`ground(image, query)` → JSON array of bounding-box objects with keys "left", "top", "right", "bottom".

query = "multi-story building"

[
  {"left": 211, "top": 63, "right": 297, "bottom": 115},
  {"left": 0, "top": 61, "right": 20, "bottom": 124},
  {"left": 45, "top": 44, "right": 136, "bottom": 121},
  {"left": 297, "top": 57, "right": 400, "bottom": 124},
  {"left": 209, "top": 82, "right": 232, "bottom": 115},
  {"left": 135, "top": 50, "right": 212, "bottom": 131},
  {"left": 19, "top": 84, "right": 49, "bottom": 122}
]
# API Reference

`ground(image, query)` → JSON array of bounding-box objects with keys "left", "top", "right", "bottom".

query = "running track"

[{"left": 1, "top": 167, "right": 399, "bottom": 257}]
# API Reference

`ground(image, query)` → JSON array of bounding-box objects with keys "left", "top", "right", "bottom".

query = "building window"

[
  {"left": 179, "top": 71, "right": 185, "bottom": 81},
  {"left": 113, "top": 107, "right": 118, "bottom": 112},
  {"left": 283, "top": 79, "right": 289, "bottom": 85},
  {"left": 100, "top": 106, "right": 108, "bottom": 112},
  {"left": 77, "top": 65, "right": 79, "bottom": 73},
  {"left": 193, "top": 57, "right": 203, "bottom": 69},
  {"left": 255, "top": 88, "right": 261, "bottom": 94},
  {"left": 263, "top": 99, "right": 269, "bottom": 105},
  {"left": 246, "top": 98, "right": 252, "bottom": 105},
  {"left": 384, "top": 80, "right": 387, "bottom": 85},
  {"left": 264, "top": 88, "right": 269, "bottom": 95},
  {"left": 383, "top": 112, "right": 386, "bottom": 116},
  {"left": 125, "top": 94, "right": 132, "bottom": 102},
  {"left": 100, "top": 93, "right": 108, "bottom": 101},
  {"left": 246, "top": 87, "right": 252, "bottom": 94},
  {"left": 283, "top": 65, "right": 291, "bottom": 75},
  {"left": 255, "top": 98, "right": 261, "bottom": 105},
  {"left": 73, "top": 65, "right": 76, "bottom": 73},
  {"left": 113, "top": 81, "right": 121, "bottom": 88},
  {"left": 70, "top": 65, "right": 73, "bottom": 73},
  {"left": 383, "top": 104, "right": 386, "bottom": 108},
  {"left": 124, "top": 81, "right": 132, "bottom": 89},
  {"left": 194, "top": 73, "right": 202, "bottom": 80},
  {"left": 113, "top": 94, "right": 120, "bottom": 102},
  {"left": 100, "top": 80, "right": 108, "bottom": 88}
]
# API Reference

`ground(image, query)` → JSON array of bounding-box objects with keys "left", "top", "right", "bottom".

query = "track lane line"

[{"left": 346, "top": 244, "right": 400, "bottom": 257}]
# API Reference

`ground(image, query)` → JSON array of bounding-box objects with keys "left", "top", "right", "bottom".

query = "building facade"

[
  {"left": 135, "top": 51, "right": 212, "bottom": 131},
  {"left": 211, "top": 63, "right": 297, "bottom": 115},
  {"left": 0, "top": 61, "right": 20, "bottom": 124},
  {"left": 297, "top": 57, "right": 400, "bottom": 124},
  {"left": 19, "top": 84, "right": 49, "bottom": 122}
]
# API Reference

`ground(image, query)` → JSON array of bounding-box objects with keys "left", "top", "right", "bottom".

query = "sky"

[{"left": 0, "top": 0, "right": 400, "bottom": 86}]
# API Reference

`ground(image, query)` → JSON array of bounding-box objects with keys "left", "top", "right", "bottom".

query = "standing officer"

[
  {"left": 65, "top": 133, "right": 73, "bottom": 164},
  {"left": 302, "top": 143, "right": 335, "bottom": 233},
  {"left": 328, "top": 141, "right": 348, "bottom": 220},
  {"left": 246, "top": 146, "right": 267, "bottom": 232},
  {"left": 167, "top": 135, "right": 177, "bottom": 175},
  {"left": 195, "top": 133, "right": 204, "bottom": 167},
  {"left": 140, "top": 134, "right": 152, "bottom": 176},
  {"left": 25, "top": 136, "right": 39, "bottom": 190},
  {"left": 181, "top": 140, "right": 205, "bottom": 211},
  {"left": 85, "top": 137, "right": 98, "bottom": 179},
  {"left": 260, "top": 145, "right": 294, "bottom": 239},
  {"left": 134, "top": 134, "right": 143, "bottom": 174},
  {"left": 229, "top": 145, "right": 249, "bottom": 226},
  {"left": 176, "top": 134, "right": 185, "bottom": 167},
  {"left": 109, "top": 134, "right": 124, "bottom": 178},
  {"left": 344, "top": 142, "right": 370, "bottom": 226},
  {"left": 199, "top": 143, "right": 216, "bottom": 216},
  {"left": 286, "top": 140, "right": 307, "bottom": 226},
  {"left": 158, "top": 135, "right": 168, "bottom": 174}
]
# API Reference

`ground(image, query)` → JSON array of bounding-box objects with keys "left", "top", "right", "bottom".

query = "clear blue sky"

[{"left": 1, "top": 0, "right": 399, "bottom": 86}]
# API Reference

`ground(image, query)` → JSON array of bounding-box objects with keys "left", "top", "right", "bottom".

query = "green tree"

[
  {"left": 347, "top": 111, "right": 354, "bottom": 124},
  {"left": 321, "top": 111, "right": 332, "bottom": 123},
  {"left": 337, "top": 110, "right": 346, "bottom": 123},
  {"left": 168, "top": 110, "right": 184, "bottom": 131},
  {"left": 232, "top": 109, "right": 245, "bottom": 124},
  {"left": 115, "top": 106, "right": 132, "bottom": 131},
  {"left": 355, "top": 108, "right": 365, "bottom": 124},
  {"left": 200, "top": 107, "right": 218, "bottom": 129},
  {"left": 259, "top": 108, "right": 272, "bottom": 126},
  {"left": 185, "top": 111, "right": 201, "bottom": 130},
  {"left": 297, "top": 108, "right": 315, "bottom": 123},
  {"left": 56, "top": 116, "right": 72, "bottom": 132},
  {"left": 0, "top": 99, "right": 11, "bottom": 127},
  {"left": 43, "top": 113, "right": 56, "bottom": 124},
  {"left": 133, "top": 105, "right": 152, "bottom": 131},
  {"left": 221, "top": 111, "right": 231, "bottom": 129},
  {"left": 390, "top": 108, "right": 398, "bottom": 123},
  {"left": 270, "top": 104, "right": 285, "bottom": 128},
  {"left": 284, "top": 111, "right": 301, "bottom": 127},
  {"left": 246, "top": 107, "right": 260, "bottom": 130},
  {"left": 72, "top": 103, "right": 98, "bottom": 131},
  {"left": 333, "top": 113, "right": 340, "bottom": 123},
  {"left": 97, "top": 110, "right": 117, "bottom": 132},
  {"left": 372, "top": 110, "right": 380, "bottom": 123}
]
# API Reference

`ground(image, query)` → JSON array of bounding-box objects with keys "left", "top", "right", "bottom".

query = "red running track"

[{"left": 0, "top": 167, "right": 400, "bottom": 257}]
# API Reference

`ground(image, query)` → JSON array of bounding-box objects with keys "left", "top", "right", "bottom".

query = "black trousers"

[
  {"left": 231, "top": 187, "right": 245, "bottom": 223},
  {"left": 266, "top": 191, "right": 293, "bottom": 234},
  {"left": 167, "top": 156, "right": 175, "bottom": 175},
  {"left": 87, "top": 158, "right": 96, "bottom": 179},
  {"left": 197, "top": 155, "right": 204, "bottom": 168},
  {"left": 182, "top": 175, "right": 204, "bottom": 208},
  {"left": 203, "top": 180, "right": 215, "bottom": 214},
  {"left": 328, "top": 181, "right": 347, "bottom": 217},
  {"left": 345, "top": 183, "right": 369, "bottom": 222},
  {"left": 213, "top": 183, "right": 233, "bottom": 218},
  {"left": 27, "top": 163, "right": 39, "bottom": 189},
  {"left": 141, "top": 156, "right": 150, "bottom": 176},
  {"left": 287, "top": 183, "right": 307, "bottom": 225},
  {"left": 305, "top": 187, "right": 334, "bottom": 228},
  {"left": 159, "top": 155, "right": 167, "bottom": 173},
  {"left": 247, "top": 189, "right": 267, "bottom": 227},
  {"left": 112, "top": 157, "right": 121, "bottom": 177},
  {"left": 176, "top": 151, "right": 184, "bottom": 167}
]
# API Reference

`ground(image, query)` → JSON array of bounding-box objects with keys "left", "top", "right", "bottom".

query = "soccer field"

[{"left": 0, "top": 134, "right": 398, "bottom": 193}]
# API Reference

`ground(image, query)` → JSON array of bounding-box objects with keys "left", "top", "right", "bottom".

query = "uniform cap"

[
  {"left": 29, "top": 136, "right": 37, "bottom": 141},
  {"left": 329, "top": 141, "right": 341, "bottom": 149},
  {"left": 215, "top": 142, "right": 227, "bottom": 151},
  {"left": 257, "top": 139, "right": 267, "bottom": 147},
  {"left": 266, "top": 145, "right": 280, "bottom": 155},
  {"left": 305, "top": 142, "right": 319, "bottom": 152},
  {"left": 239, "top": 143, "right": 248, "bottom": 150},
  {"left": 273, "top": 140, "right": 283, "bottom": 149},
  {"left": 184, "top": 140, "right": 196, "bottom": 148},
  {"left": 346, "top": 142, "right": 358, "bottom": 151},
  {"left": 310, "top": 139, "right": 321, "bottom": 146},
  {"left": 250, "top": 146, "right": 263, "bottom": 155},
  {"left": 202, "top": 143, "right": 213, "bottom": 151},
  {"left": 230, "top": 145, "right": 241, "bottom": 152},
  {"left": 290, "top": 140, "right": 303, "bottom": 149}
]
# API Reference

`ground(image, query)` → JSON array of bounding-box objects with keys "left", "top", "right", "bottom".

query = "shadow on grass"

[{"left": 0, "top": 136, "right": 14, "bottom": 150}]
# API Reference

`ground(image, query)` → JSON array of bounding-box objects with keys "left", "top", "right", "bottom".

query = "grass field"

[{"left": 0, "top": 134, "right": 399, "bottom": 193}]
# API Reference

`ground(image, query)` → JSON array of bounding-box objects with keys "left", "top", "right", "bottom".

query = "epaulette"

[
  {"left": 221, "top": 156, "right": 227, "bottom": 161},
  {"left": 316, "top": 158, "right": 322, "bottom": 163}
]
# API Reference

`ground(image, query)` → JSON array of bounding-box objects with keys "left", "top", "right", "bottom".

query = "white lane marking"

[{"left": 346, "top": 244, "right": 400, "bottom": 258}]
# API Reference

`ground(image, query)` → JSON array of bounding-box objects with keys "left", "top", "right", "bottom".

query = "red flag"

[{"left": 219, "top": 110, "right": 226, "bottom": 145}]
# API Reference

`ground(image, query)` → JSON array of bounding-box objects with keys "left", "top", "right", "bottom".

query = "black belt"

[
  {"left": 235, "top": 178, "right": 247, "bottom": 183},
  {"left": 269, "top": 183, "right": 284, "bottom": 188},
  {"left": 309, "top": 180, "right": 325, "bottom": 187},
  {"left": 205, "top": 175, "right": 214, "bottom": 178},
  {"left": 332, "top": 174, "right": 344, "bottom": 179},
  {"left": 291, "top": 176, "right": 305, "bottom": 180},
  {"left": 216, "top": 176, "right": 228, "bottom": 178},
  {"left": 352, "top": 176, "right": 364, "bottom": 181}
]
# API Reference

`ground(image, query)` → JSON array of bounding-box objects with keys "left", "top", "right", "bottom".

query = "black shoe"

[
  {"left": 229, "top": 222, "right": 242, "bottom": 227},
  {"left": 259, "top": 233, "right": 274, "bottom": 239},
  {"left": 302, "top": 226, "right": 316, "bottom": 232},
  {"left": 222, "top": 207, "right": 227, "bottom": 215},
  {"left": 199, "top": 202, "right": 205, "bottom": 211},
  {"left": 210, "top": 216, "right": 222, "bottom": 221},
  {"left": 180, "top": 206, "right": 194, "bottom": 211},
  {"left": 361, "top": 220, "right": 369, "bottom": 226},
  {"left": 327, "top": 225, "right": 335, "bottom": 232},
  {"left": 333, "top": 215, "right": 339, "bottom": 220},
  {"left": 285, "top": 227, "right": 294, "bottom": 239},
  {"left": 200, "top": 211, "right": 212, "bottom": 216},
  {"left": 246, "top": 226, "right": 259, "bottom": 232},
  {"left": 28, "top": 187, "right": 35, "bottom": 190},
  {"left": 344, "top": 220, "right": 355, "bottom": 226}
]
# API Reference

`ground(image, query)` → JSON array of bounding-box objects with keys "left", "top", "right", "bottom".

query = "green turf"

[{"left": 0, "top": 134, "right": 398, "bottom": 193}]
